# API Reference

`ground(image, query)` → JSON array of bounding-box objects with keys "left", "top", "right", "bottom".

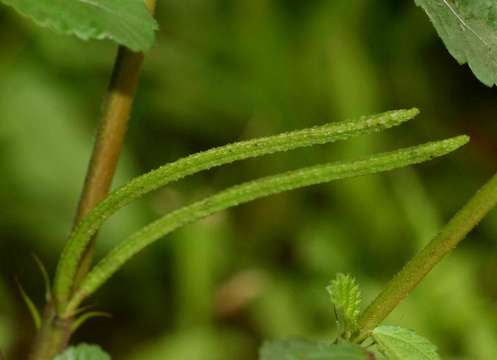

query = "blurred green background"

[{"left": 1, "top": 1, "right": 497, "bottom": 359}]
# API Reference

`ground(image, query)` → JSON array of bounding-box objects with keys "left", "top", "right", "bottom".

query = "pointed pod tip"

[
  {"left": 382, "top": 108, "right": 420, "bottom": 125},
  {"left": 396, "top": 108, "right": 420, "bottom": 122},
  {"left": 433, "top": 135, "right": 470, "bottom": 156},
  {"left": 406, "top": 107, "right": 421, "bottom": 118},
  {"left": 460, "top": 134, "right": 470, "bottom": 143},
  {"left": 450, "top": 134, "right": 470, "bottom": 148}
]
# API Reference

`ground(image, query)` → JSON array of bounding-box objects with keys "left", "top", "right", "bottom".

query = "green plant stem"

[
  {"left": 53, "top": 109, "right": 419, "bottom": 305},
  {"left": 355, "top": 171, "right": 497, "bottom": 341},
  {"left": 30, "top": 2, "right": 157, "bottom": 358},
  {"left": 63, "top": 136, "right": 468, "bottom": 315},
  {"left": 28, "top": 303, "right": 72, "bottom": 360}
]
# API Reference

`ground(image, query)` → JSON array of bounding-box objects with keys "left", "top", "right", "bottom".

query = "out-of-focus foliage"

[
  {"left": 259, "top": 340, "right": 368, "bottom": 360},
  {"left": 1, "top": 1, "right": 497, "bottom": 359}
]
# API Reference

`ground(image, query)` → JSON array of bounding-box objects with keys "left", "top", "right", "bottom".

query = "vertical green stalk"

[
  {"left": 30, "top": 2, "right": 157, "bottom": 359},
  {"left": 356, "top": 171, "right": 497, "bottom": 341}
]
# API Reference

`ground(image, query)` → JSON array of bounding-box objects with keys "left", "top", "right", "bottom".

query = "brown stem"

[
  {"left": 72, "top": 46, "right": 146, "bottom": 287},
  {"left": 30, "top": 2, "right": 157, "bottom": 358},
  {"left": 72, "top": 0, "right": 158, "bottom": 297}
]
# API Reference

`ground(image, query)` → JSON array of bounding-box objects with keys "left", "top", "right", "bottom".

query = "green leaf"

[
  {"left": 415, "top": 0, "right": 497, "bottom": 87},
  {"left": 0, "top": 0, "right": 157, "bottom": 52},
  {"left": 259, "top": 340, "right": 369, "bottom": 360},
  {"left": 67, "top": 135, "right": 468, "bottom": 313},
  {"left": 327, "top": 274, "right": 361, "bottom": 339},
  {"left": 372, "top": 326, "right": 440, "bottom": 360},
  {"left": 15, "top": 280, "right": 41, "bottom": 330},
  {"left": 54, "top": 343, "right": 111, "bottom": 360}
]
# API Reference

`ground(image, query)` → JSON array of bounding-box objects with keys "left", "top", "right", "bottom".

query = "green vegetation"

[{"left": 1, "top": 1, "right": 497, "bottom": 359}]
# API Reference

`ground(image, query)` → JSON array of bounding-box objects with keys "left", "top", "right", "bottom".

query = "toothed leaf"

[
  {"left": 327, "top": 274, "right": 361, "bottom": 339},
  {"left": 372, "top": 325, "right": 440, "bottom": 360}
]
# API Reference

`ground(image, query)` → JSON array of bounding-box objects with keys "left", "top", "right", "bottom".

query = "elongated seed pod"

[
  {"left": 54, "top": 109, "right": 419, "bottom": 305},
  {"left": 64, "top": 135, "right": 468, "bottom": 314}
]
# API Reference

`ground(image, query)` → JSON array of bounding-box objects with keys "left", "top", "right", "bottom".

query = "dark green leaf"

[
  {"left": 0, "top": 0, "right": 157, "bottom": 51},
  {"left": 54, "top": 343, "right": 111, "bottom": 360},
  {"left": 259, "top": 340, "right": 369, "bottom": 360},
  {"left": 415, "top": 0, "right": 497, "bottom": 86}
]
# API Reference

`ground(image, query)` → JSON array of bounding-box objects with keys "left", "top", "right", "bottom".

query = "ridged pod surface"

[
  {"left": 65, "top": 135, "right": 468, "bottom": 314},
  {"left": 54, "top": 109, "right": 419, "bottom": 306}
]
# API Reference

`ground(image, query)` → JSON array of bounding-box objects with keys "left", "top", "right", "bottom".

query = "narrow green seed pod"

[
  {"left": 54, "top": 109, "right": 418, "bottom": 306},
  {"left": 65, "top": 135, "right": 468, "bottom": 314}
]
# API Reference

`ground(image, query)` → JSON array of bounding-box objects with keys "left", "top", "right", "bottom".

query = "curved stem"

[{"left": 355, "top": 171, "right": 497, "bottom": 341}]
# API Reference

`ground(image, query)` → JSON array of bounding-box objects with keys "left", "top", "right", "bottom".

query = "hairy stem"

[
  {"left": 53, "top": 109, "right": 419, "bottom": 304},
  {"left": 64, "top": 136, "right": 468, "bottom": 315},
  {"left": 356, "top": 171, "right": 497, "bottom": 341}
]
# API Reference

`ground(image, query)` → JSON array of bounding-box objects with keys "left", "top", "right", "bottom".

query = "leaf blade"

[
  {"left": 415, "top": 0, "right": 497, "bottom": 86},
  {"left": 0, "top": 0, "right": 158, "bottom": 51},
  {"left": 372, "top": 325, "right": 440, "bottom": 360}
]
